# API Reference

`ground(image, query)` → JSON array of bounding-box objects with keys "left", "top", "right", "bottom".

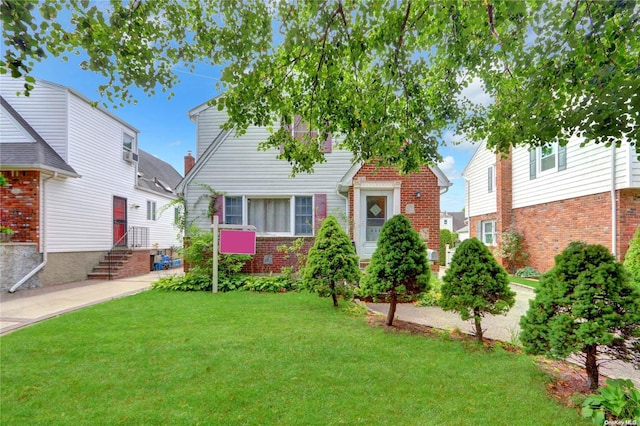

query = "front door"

[
  {"left": 359, "top": 191, "right": 392, "bottom": 258},
  {"left": 113, "top": 196, "right": 127, "bottom": 246}
]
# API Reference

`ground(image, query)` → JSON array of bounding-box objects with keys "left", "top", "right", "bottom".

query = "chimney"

[{"left": 184, "top": 150, "right": 195, "bottom": 176}]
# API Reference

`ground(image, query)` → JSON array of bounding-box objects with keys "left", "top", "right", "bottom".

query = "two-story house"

[
  {"left": 0, "top": 77, "right": 182, "bottom": 292},
  {"left": 463, "top": 138, "right": 640, "bottom": 272},
  {"left": 177, "top": 98, "right": 451, "bottom": 273}
]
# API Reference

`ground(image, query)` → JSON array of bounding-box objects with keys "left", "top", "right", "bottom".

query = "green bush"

[
  {"left": 624, "top": 225, "right": 640, "bottom": 287},
  {"left": 497, "top": 228, "right": 528, "bottom": 274},
  {"left": 440, "top": 238, "right": 515, "bottom": 343},
  {"left": 417, "top": 276, "right": 443, "bottom": 307},
  {"left": 520, "top": 241, "right": 640, "bottom": 389},
  {"left": 243, "top": 275, "right": 296, "bottom": 293},
  {"left": 359, "top": 214, "right": 430, "bottom": 326},
  {"left": 581, "top": 379, "right": 640, "bottom": 425},
  {"left": 302, "top": 216, "right": 360, "bottom": 307},
  {"left": 439, "top": 229, "right": 457, "bottom": 266},
  {"left": 152, "top": 227, "right": 252, "bottom": 292},
  {"left": 514, "top": 266, "right": 541, "bottom": 279}
]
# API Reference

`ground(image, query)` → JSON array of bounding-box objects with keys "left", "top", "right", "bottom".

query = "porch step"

[
  {"left": 88, "top": 250, "right": 132, "bottom": 280},
  {"left": 87, "top": 270, "right": 120, "bottom": 280},
  {"left": 359, "top": 259, "right": 370, "bottom": 270}
]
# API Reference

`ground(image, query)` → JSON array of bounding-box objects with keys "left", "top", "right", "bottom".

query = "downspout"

[
  {"left": 335, "top": 184, "right": 349, "bottom": 236},
  {"left": 611, "top": 144, "right": 617, "bottom": 258},
  {"left": 9, "top": 172, "right": 56, "bottom": 293}
]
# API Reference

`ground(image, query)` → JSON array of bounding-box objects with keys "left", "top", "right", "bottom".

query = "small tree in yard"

[
  {"left": 440, "top": 238, "right": 515, "bottom": 343},
  {"left": 359, "top": 214, "right": 430, "bottom": 326},
  {"left": 302, "top": 216, "right": 360, "bottom": 307},
  {"left": 520, "top": 242, "right": 640, "bottom": 390},
  {"left": 624, "top": 225, "right": 640, "bottom": 287}
]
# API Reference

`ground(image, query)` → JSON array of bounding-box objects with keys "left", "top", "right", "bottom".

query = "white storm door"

[{"left": 360, "top": 190, "right": 392, "bottom": 258}]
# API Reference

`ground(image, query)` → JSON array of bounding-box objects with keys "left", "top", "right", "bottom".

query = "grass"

[
  {"left": 509, "top": 275, "right": 541, "bottom": 290},
  {"left": 1, "top": 291, "right": 586, "bottom": 425}
]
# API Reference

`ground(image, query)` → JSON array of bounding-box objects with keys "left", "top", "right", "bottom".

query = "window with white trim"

[
  {"left": 488, "top": 165, "right": 495, "bottom": 193},
  {"left": 123, "top": 133, "right": 134, "bottom": 151},
  {"left": 147, "top": 201, "right": 157, "bottom": 221},
  {"left": 479, "top": 220, "right": 496, "bottom": 245},
  {"left": 530, "top": 143, "right": 567, "bottom": 179},
  {"left": 224, "top": 195, "right": 314, "bottom": 236}
]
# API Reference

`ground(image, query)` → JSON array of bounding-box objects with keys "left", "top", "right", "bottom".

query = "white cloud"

[
  {"left": 437, "top": 155, "right": 460, "bottom": 180},
  {"left": 442, "top": 129, "right": 478, "bottom": 154},
  {"left": 459, "top": 77, "right": 492, "bottom": 107}
]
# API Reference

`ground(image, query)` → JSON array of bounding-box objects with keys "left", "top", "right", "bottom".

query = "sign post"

[{"left": 212, "top": 216, "right": 256, "bottom": 293}]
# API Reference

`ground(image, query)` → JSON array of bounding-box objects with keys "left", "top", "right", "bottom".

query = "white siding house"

[
  {"left": 178, "top": 99, "right": 450, "bottom": 273},
  {"left": 463, "top": 136, "right": 640, "bottom": 273},
  {"left": 0, "top": 77, "right": 182, "bottom": 290}
]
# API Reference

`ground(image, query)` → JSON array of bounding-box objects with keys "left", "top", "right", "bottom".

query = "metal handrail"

[{"left": 106, "top": 226, "right": 149, "bottom": 280}]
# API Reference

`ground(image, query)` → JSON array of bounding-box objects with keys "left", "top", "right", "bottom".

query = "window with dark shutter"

[
  {"left": 529, "top": 149, "right": 537, "bottom": 180},
  {"left": 558, "top": 144, "right": 567, "bottom": 171}
]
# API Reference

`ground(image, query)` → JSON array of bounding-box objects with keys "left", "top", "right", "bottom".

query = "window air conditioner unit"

[{"left": 123, "top": 150, "right": 139, "bottom": 163}]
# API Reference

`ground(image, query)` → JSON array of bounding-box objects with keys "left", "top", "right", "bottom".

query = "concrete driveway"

[{"left": 367, "top": 284, "right": 640, "bottom": 387}]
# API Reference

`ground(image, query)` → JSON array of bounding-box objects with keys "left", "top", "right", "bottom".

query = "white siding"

[
  {"left": 0, "top": 109, "right": 33, "bottom": 142},
  {"left": 464, "top": 141, "right": 496, "bottom": 217},
  {"left": 0, "top": 77, "right": 69, "bottom": 160},
  {"left": 512, "top": 137, "right": 635, "bottom": 208},
  {"left": 630, "top": 143, "right": 640, "bottom": 187},
  {"left": 186, "top": 107, "right": 354, "bottom": 232},
  {"left": 43, "top": 92, "right": 179, "bottom": 252},
  {"left": 193, "top": 106, "right": 229, "bottom": 157}
]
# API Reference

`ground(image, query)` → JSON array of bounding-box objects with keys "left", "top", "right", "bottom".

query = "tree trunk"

[
  {"left": 386, "top": 291, "right": 397, "bottom": 326},
  {"left": 473, "top": 308, "right": 483, "bottom": 343},
  {"left": 330, "top": 282, "right": 338, "bottom": 307},
  {"left": 585, "top": 344, "right": 599, "bottom": 390}
]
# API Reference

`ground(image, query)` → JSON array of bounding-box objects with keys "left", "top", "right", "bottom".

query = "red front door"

[{"left": 113, "top": 196, "right": 127, "bottom": 246}]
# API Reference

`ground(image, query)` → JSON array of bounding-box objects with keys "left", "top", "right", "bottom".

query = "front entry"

[
  {"left": 359, "top": 190, "right": 392, "bottom": 258},
  {"left": 113, "top": 196, "right": 128, "bottom": 246}
]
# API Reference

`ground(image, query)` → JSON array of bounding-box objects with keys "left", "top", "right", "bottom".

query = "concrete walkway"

[
  {"left": 0, "top": 272, "right": 162, "bottom": 335},
  {"left": 367, "top": 284, "right": 640, "bottom": 388}
]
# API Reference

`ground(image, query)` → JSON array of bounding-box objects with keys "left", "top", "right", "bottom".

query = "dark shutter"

[
  {"left": 558, "top": 144, "right": 567, "bottom": 171},
  {"left": 322, "top": 133, "right": 332, "bottom": 153},
  {"left": 314, "top": 194, "right": 327, "bottom": 233},
  {"left": 529, "top": 149, "right": 537, "bottom": 180},
  {"left": 488, "top": 166, "right": 494, "bottom": 193},
  {"left": 213, "top": 195, "right": 224, "bottom": 224}
]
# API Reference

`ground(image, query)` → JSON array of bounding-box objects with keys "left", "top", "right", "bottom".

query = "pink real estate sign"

[{"left": 219, "top": 230, "right": 257, "bottom": 255}]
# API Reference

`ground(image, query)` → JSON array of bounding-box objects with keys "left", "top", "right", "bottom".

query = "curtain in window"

[{"left": 248, "top": 199, "right": 290, "bottom": 233}]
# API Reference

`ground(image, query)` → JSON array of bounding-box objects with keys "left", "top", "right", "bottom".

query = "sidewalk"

[{"left": 0, "top": 272, "right": 163, "bottom": 335}]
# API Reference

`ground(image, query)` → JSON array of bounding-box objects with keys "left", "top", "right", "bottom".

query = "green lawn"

[
  {"left": 1, "top": 291, "right": 585, "bottom": 425},
  {"left": 509, "top": 275, "right": 541, "bottom": 290}
]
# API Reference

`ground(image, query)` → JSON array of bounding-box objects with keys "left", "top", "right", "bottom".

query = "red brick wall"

[
  {"left": 243, "top": 237, "right": 314, "bottom": 274},
  {"left": 617, "top": 188, "right": 640, "bottom": 260},
  {"left": 471, "top": 189, "right": 639, "bottom": 274},
  {"left": 349, "top": 164, "right": 441, "bottom": 266},
  {"left": 118, "top": 250, "right": 155, "bottom": 278},
  {"left": 0, "top": 170, "right": 40, "bottom": 248}
]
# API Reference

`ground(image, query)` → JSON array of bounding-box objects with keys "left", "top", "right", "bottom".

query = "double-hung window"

[
  {"left": 530, "top": 143, "right": 567, "bottom": 179},
  {"left": 224, "top": 195, "right": 314, "bottom": 236},
  {"left": 478, "top": 220, "right": 496, "bottom": 246},
  {"left": 147, "top": 201, "right": 157, "bottom": 221}
]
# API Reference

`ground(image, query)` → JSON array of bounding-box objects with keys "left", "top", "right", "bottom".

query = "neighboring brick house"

[
  {"left": 176, "top": 99, "right": 451, "bottom": 273},
  {"left": 0, "top": 77, "right": 182, "bottom": 291},
  {"left": 463, "top": 138, "right": 640, "bottom": 273}
]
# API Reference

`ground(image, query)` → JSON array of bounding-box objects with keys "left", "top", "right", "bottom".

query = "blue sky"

[{"left": 28, "top": 54, "right": 480, "bottom": 213}]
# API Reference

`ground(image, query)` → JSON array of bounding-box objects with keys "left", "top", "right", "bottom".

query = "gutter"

[
  {"left": 611, "top": 144, "right": 617, "bottom": 257},
  {"left": 9, "top": 172, "right": 57, "bottom": 292}
]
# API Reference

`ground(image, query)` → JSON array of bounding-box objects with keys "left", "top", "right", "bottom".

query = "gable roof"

[
  {"left": 0, "top": 95, "right": 80, "bottom": 178},
  {"left": 137, "top": 150, "right": 182, "bottom": 197},
  {"left": 461, "top": 139, "right": 487, "bottom": 177},
  {"left": 338, "top": 161, "right": 452, "bottom": 192},
  {"left": 175, "top": 129, "right": 232, "bottom": 192},
  {"left": 441, "top": 211, "right": 467, "bottom": 232}
]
